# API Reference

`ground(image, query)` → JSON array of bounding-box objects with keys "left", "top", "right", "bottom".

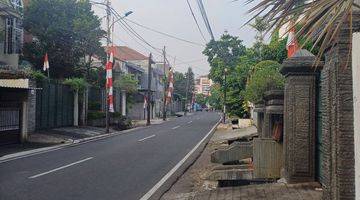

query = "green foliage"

[
  {"left": 195, "top": 93, "right": 207, "bottom": 106},
  {"left": 173, "top": 68, "right": 195, "bottom": 102},
  {"left": 26, "top": 69, "right": 47, "bottom": 81},
  {"left": 203, "top": 33, "right": 247, "bottom": 84},
  {"left": 23, "top": 0, "right": 105, "bottom": 79},
  {"left": 87, "top": 111, "right": 105, "bottom": 120},
  {"left": 207, "top": 84, "right": 222, "bottom": 110},
  {"left": 244, "top": 60, "right": 285, "bottom": 103},
  {"left": 114, "top": 73, "right": 139, "bottom": 93},
  {"left": 63, "top": 78, "right": 88, "bottom": 91}
]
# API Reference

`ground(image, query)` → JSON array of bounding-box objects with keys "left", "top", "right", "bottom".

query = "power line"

[
  {"left": 185, "top": 0, "right": 207, "bottom": 43},
  {"left": 196, "top": 0, "right": 215, "bottom": 40},
  {"left": 124, "top": 18, "right": 205, "bottom": 47}
]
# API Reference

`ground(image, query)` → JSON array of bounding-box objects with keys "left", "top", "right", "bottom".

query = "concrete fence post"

[
  {"left": 352, "top": 31, "right": 360, "bottom": 200},
  {"left": 121, "top": 90, "right": 126, "bottom": 117},
  {"left": 73, "top": 89, "right": 79, "bottom": 126}
]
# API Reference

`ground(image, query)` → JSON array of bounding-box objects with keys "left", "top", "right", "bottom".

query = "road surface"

[{"left": 0, "top": 112, "right": 220, "bottom": 200}]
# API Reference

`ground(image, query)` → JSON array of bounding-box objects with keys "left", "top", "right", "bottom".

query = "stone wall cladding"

[{"left": 321, "top": 13, "right": 358, "bottom": 200}]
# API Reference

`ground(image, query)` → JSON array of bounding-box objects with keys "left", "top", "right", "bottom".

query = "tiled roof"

[{"left": 108, "top": 46, "right": 148, "bottom": 61}]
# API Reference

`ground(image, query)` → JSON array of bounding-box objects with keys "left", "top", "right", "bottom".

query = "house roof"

[{"left": 108, "top": 46, "right": 148, "bottom": 61}]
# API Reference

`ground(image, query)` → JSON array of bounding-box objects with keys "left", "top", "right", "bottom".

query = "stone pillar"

[
  {"left": 280, "top": 49, "right": 322, "bottom": 183},
  {"left": 121, "top": 91, "right": 126, "bottom": 117},
  {"left": 262, "top": 90, "right": 284, "bottom": 139},
  {"left": 253, "top": 104, "right": 264, "bottom": 135},
  {"left": 73, "top": 90, "right": 79, "bottom": 126}
]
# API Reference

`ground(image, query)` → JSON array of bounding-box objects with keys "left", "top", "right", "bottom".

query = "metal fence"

[
  {"left": 35, "top": 81, "right": 74, "bottom": 130},
  {"left": 0, "top": 102, "right": 20, "bottom": 132}
]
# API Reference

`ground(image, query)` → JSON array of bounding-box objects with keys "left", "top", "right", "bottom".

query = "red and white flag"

[
  {"left": 43, "top": 53, "right": 49, "bottom": 71},
  {"left": 286, "top": 23, "right": 299, "bottom": 58},
  {"left": 106, "top": 48, "right": 114, "bottom": 113}
]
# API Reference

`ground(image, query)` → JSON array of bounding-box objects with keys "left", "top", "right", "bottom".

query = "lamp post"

[{"left": 223, "top": 68, "right": 228, "bottom": 124}]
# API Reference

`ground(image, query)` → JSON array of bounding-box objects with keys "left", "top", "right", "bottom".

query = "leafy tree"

[
  {"left": 203, "top": 33, "right": 246, "bottom": 84},
  {"left": 23, "top": 0, "right": 105, "bottom": 79},
  {"left": 173, "top": 68, "right": 195, "bottom": 102},
  {"left": 244, "top": 60, "right": 285, "bottom": 103},
  {"left": 207, "top": 84, "right": 222, "bottom": 110},
  {"left": 195, "top": 93, "right": 207, "bottom": 107},
  {"left": 114, "top": 73, "right": 139, "bottom": 94}
]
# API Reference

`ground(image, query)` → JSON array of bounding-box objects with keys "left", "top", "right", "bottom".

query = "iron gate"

[{"left": 0, "top": 102, "right": 21, "bottom": 145}]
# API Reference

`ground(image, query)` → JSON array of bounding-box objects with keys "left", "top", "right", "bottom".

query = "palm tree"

[{"left": 241, "top": 0, "right": 357, "bottom": 59}]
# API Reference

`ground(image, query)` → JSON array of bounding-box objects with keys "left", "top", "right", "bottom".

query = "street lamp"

[
  {"left": 223, "top": 68, "right": 228, "bottom": 124},
  {"left": 110, "top": 11, "right": 133, "bottom": 29}
]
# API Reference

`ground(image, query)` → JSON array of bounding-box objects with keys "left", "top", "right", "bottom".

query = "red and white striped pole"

[
  {"left": 106, "top": 48, "right": 114, "bottom": 113},
  {"left": 166, "top": 70, "right": 174, "bottom": 105}
]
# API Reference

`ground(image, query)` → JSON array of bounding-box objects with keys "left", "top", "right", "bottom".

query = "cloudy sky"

[{"left": 93, "top": 0, "right": 258, "bottom": 77}]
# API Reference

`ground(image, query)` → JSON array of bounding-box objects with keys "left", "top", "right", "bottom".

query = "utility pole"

[
  {"left": 146, "top": 53, "right": 152, "bottom": 126},
  {"left": 184, "top": 67, "right": 191, "bottom": 116},
  {"left": 223, "top": 68, "right": 228, "bottom": 124},
  {"left": 105, "top": 0, "right": 111, "bottom": 133},
  {"left": 162, "top": 46, "right": 167, "bottom": 121}
]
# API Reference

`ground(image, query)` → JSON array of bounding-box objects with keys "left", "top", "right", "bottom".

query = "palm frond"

[{"left": 238, "top": 0, "right": 353, "bottom": 63}]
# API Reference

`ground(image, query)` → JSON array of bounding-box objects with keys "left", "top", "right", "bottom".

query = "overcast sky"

[{"left": 93, "top": 0, "right": 257, "bottom": 77}]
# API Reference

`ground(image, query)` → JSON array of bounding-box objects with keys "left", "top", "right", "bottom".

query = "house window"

[{"left": 4, "top": 17, "right": 23, "bottom": 54}]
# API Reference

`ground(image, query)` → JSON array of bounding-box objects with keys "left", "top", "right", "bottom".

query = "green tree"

[
  {"left": 173, "top": 68, "right": 195, "bottom": 102},
  {"left": 114, "top": 74, "right": 139, "bottom": 94},
  {"left": 195, "top": 93, "right": 207, "bottom": 107},
  {"left": 23, "top": 0, "right": 105, "bottom": 79},
  {"left": 244, "top": 60, "right": 285, "bottom": 103},
  {"left": 203, "top": 33, "right": 246, "bottom": 84},
  {"left": 207, "top": 84, "right": 222, "bottom": 110}
]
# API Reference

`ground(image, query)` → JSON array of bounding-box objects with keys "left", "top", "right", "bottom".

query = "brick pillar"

[
  {"left": 280, "top": 49, "right": 322, "bottom": 183},
  {"left": 320, "top": 13, "right": 357, "bottom": 199}
]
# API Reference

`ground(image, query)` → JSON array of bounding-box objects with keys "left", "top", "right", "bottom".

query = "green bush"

[
  {"left": 63, "top": 78, "right": 88, "bottom": 92},
  {"left": 87, "top": 111, "right": 105, "bottom": 120},
  {"left": 244, "top": 60, "right": 285, "bottom": 103}
]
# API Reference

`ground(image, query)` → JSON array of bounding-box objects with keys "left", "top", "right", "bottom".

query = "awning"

[{"left": 0, "top": 79, "right": 41, "bottom": 90}]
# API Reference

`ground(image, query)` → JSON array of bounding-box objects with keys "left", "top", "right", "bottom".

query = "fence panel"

[{"left": 36, "top": 81, "right": 74, "bottom": 130}]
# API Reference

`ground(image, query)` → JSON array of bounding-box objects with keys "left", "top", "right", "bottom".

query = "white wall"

[{"left": 352, "top": 32, "right": 360, "bottom": 200}]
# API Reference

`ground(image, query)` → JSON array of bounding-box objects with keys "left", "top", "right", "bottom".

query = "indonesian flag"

[
  {"left": 43, "top": 53, "right": 49, "bottom": 71},
  {"left": 286, "top": 24, "right": 299, "bottom": 58},
  {"left": 106, "top": 48, "right": 115, "bottom": 113}
]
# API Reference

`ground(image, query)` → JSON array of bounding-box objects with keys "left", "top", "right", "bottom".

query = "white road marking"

[
  {"left": 172, "top": 126, "right": 181, "bottom": 130},
  {"left": 139, "top": 118, "right": 221, "bottom": 200},
  {"left": 187, "top": 121, "right": 193, "bottom": 124},
  {"left": 29, "top": 157, "right": 93, "bottom": 179},
  {"left": 138, "top": 134, "right": 156, "bottom": 142}
]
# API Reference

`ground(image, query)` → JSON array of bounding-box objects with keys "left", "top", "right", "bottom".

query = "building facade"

[{"left": 195, "top": 75, "right": 213, "bottom": 96}]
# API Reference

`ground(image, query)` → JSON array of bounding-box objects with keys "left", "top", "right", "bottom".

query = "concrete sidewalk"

[{"left": 161, "top": 119, "right": 323, "bottom": 200}]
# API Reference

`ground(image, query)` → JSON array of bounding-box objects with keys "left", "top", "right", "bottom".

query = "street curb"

[
  {"left": 140, "top": 117, "right": 222, "bottom": 200},
  {"left": 0, "top": 126, "right": 149, "bottom": 163}
]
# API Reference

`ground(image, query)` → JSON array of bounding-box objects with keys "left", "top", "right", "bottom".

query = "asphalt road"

[{"left": 0, "top": 111, "right": 220, "bottom": 200}]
